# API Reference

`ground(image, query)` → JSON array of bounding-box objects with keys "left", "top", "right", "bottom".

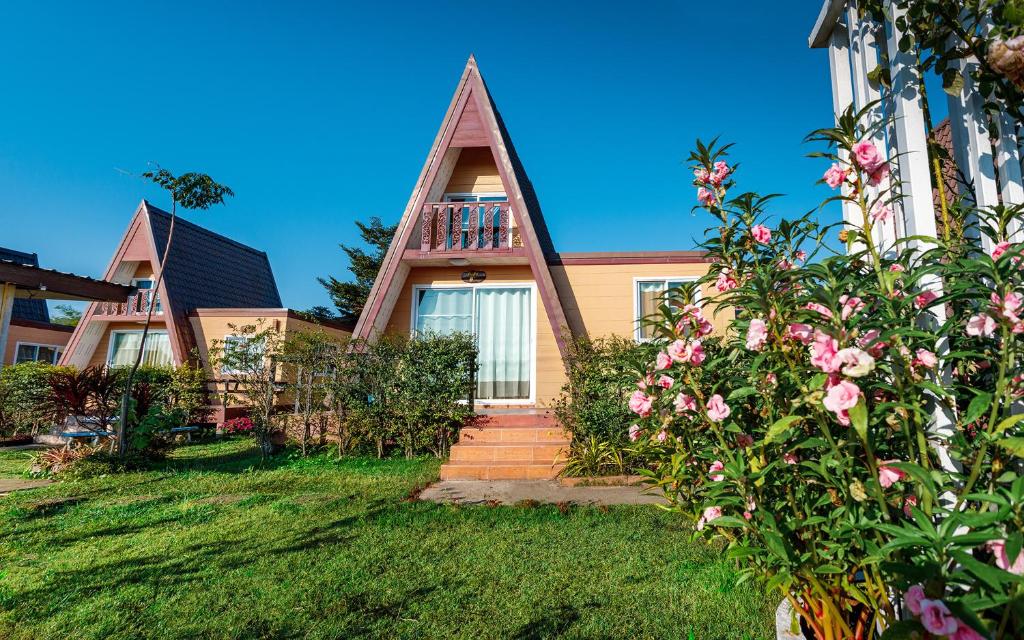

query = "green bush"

[{"left": 0, "top": 362, "right": 71, "bottom": 437}]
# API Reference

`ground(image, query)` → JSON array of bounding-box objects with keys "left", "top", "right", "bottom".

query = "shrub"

[
  {"left": 48, "top": 366, "right": 122, "bottom": 436},
  {"left": 0, "top": 362, "right": 68, "bottom": 437},
  {"left": 630, "top": 119, "right": 1024, "bottom": 639}
]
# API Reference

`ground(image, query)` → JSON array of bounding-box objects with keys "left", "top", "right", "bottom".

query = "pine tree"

[{"left": 318, "top": 217, "right": 397, "bottom": 322}]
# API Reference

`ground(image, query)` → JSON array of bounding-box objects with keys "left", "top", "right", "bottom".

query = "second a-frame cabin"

[{"left": 356, "top": 56, "right": 727, "bottom": 410}]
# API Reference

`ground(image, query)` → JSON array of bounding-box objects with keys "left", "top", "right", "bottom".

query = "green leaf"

[
  {"left": 727, "top": 387, "right": 758, "bottom": 401},
  {"left": 996, "top": 437, "right": 1024, "bottom": 458},
  {"left": 764, "top": 416, "right": 803, "bottom": 444},
  {"left": 848, "top": 399, "right": 868, "bottom": 442},
  {"left": 879, "top": 620, "right": 926, "bottom": 639},
  {"left": 963, "top": 392, "right": 992, "bottom": 425},
  {"left": 951, "top": 550, "right": 1022, "bottom": 590},
  {"left": 994, "top": 413, "right": 1024, "bottom": 435}
]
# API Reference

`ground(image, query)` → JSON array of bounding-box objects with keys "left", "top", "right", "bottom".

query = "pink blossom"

[
  {"left": 852, "top": 140, "right": 886, "bottom": 174},
  {"left": 992, "top": 240, "right": 1012, "bottom": 261},
  {"left": 697, "top": 187, "right": 716, "bottom": 206},
  {"left": 870, "top": 201, "right": 893, "bottom": 223},
  {"left": 708, "top": 460, "right": 725, "bottom": 482},
  {"left": 810, "top": 330, "right": 841, "bottom": 373},
  {"left": 693, "top": 167, "right": 711, "bottom": 183},
  {"left": 823, "top": 162, "right": 848, "bottom": 189},
  {"left": 839, "top": 295, "right": 864, "bottom": 321},
  {"left": 795, "top": 250, "right": 807, "bottom": 262},
  {"left": 636, "top": 373, "right": 654, "bottom": 390},
  {"left": 674, "top": 393, "right": 697, "bottom": 414},
  {"left": 745, "top": 318, "right": 768, "bottom": 351},
  {"left": 878, "top": 460, "right": 907, "bottom": 488},
  {"left": 823, "top": 379, "right": 860, "bottom": 420},
  {"left": 667, "top": 339, "right": 688, "bottom": 363},
  {"left": 782, "top": 452, "right": 799, "bottom": 465},
  {"left": 751, "top": 224, "right": 771, "bottom": 244},
  {"left": 787, "top": 323, "right": 814, "bottom": 344},
  {"left": 858, "top": 329, "right": 886, "bottom": 358},
  {"left": 776, "top": 258, "right": 793, "bottom": 271},
  {"left": 628, "top": 424, "right": 642, "bottom": 442},
  {"left": 765, "top": 372, "right": 777, "bottom": 386},
  {"left": 867, "top": 162, "right": 890, "bottom": 187},
  {"left": 992, "top": 291, "right": 1022, "bottom": 323},
  {"left": 685, "top": 340, "right": 706, "bottom": 366},
  {"left": 805, "top": 302, "right": 834, "bottom": 319},
  {"left": 713, "top": 160, "right": 731, "bottom": 180},
  {"left": 903, "top": 495, "right": 918, "bottom": 518},
  {"left": 736, "top": 433, "right": 754, "bottom": 448},
  {"left": 950, "top": 620, "right": 986, "bottom": 640},
  {"left": 914, "top": 290, "right": 939, "bottom": 309},
  {"left": 837, "top": 347, "right": 875, "bottom": 377},
  {"left": 919, "top": 599, "right": 959, "bottom": 636},
  {"left": 966, "top": 313, "right": 997, "bottom": 337},
  {"left": 715, "top": 269, "right": 738, "bottom": 292},
  {"left": 706, "top": 394, "right": 731, "bottom": 422},
  {"left": 905, "top": 584, "right": 926, "bottom": 616},
  {"left": 657, "top": 375, "right": 674, "bottom": 389},
  {"left": 915, "top": 348, "right": 938, "bottom": 369},
  {"left": 889, "top": 263, "right": 906, "bottom": 273},
  {"left": 987, "top": 539, "right": 1024, "bottom": 575},
  {"left": 696, "top": 506, "right": 722, "bottom": 531},
  {"left": 629, "top": 390, "right": 653, "bottom": 417},
  {"left": 656, "top": 429, "right": 668, "bottom": 443},
  {"left": 655, "top": 351, "right": 672, "bottom": 371}
]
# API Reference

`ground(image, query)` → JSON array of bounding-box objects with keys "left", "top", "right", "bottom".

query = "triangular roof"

[
  {"left": 353, "top": 55, "right": 570, "bottom": 357},
  {"left": 61, "top": 200, "right": 281, "bottom": 367}
]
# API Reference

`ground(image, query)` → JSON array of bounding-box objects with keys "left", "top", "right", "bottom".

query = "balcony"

[
  {"left": 93, "top": 290, "right": 163, "bottom": 319},
  {"left": 410, "top": 201, "right": 527, "bottom": 265}
]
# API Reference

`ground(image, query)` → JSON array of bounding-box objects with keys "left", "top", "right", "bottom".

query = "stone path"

[
  {"left": 0, "top": 478, "right": 52, "bottom": 496},
  {"left": 419, "top": 480, "right": 667, "bottom": 506}
]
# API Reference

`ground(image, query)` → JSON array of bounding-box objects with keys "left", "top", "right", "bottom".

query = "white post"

[
  {"left": 885, "top": 0, "right": 958, "bottom": 473},
  {"left": 0, "top": 283, "right": 16, "bottom": 368},
  {"left": 994, "top": 111, "right": 1024, "bottom": 241}
]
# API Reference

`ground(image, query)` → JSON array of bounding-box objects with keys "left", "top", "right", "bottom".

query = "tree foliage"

[{"left": 317, "top": 217, "right": 397, "bottom": 322}]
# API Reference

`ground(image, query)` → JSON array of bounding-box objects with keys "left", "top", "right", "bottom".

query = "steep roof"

[
  {"left": 0, "top": 247, "right": 50, "bottom": 323},
  {"left": 145, "top": 203, "right": 282, "bottom": 311}
]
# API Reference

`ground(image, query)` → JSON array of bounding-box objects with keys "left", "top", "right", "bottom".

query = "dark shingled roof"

[
  {"left": 145, "top": 202, "right": 283, "bottom": 312},
  {"left": 0, "top": 247, "right": 50, "bottom": 323}
]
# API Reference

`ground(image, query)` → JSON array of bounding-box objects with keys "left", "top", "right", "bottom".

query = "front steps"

[{"left": 439, "top": 410, "right": 570, "bottom": 480}]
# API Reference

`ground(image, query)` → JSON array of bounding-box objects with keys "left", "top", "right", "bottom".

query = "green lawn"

[{"left": 0, "top": 440, "right": 774, "bottom": 639}]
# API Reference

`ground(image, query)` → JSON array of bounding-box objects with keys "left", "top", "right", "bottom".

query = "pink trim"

[{"left": 550, "top": 251, "right": 712, "bottom": 265}]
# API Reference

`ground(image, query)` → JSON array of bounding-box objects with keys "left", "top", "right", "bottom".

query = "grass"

[{"left": 0, "top": 440, "right": 774, "bottom": 639}]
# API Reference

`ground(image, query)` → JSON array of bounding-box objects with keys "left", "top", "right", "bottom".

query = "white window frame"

[
  {"left": 106, "top": 330, "right": 173, "bottom": 367},
  {"left": 633, "top": 276, "right": 702, "bottom": 343},
  {"left": 13, "top": 342, "right": 64, "bottom": 365},
  {"left": 220, "top": 334, "right": 265, "bottom": 375},
  {"left": 442, "top": 192, "right": 512, "bottom": 248},
  {"left": 410, "top": 282, "right": 537, "bottom": 405}
]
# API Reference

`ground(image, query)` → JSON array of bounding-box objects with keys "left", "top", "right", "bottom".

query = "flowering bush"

[
  {"left": 223, "top": 417, "right": 255, "bottom": 435},
  {"left": 630, "top": 111, "right": 1024, "bottom": 639}
]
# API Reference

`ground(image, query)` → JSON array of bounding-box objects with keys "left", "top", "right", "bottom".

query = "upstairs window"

[{"left": 108, "top": 331, "right": 173, "bottom": 367}]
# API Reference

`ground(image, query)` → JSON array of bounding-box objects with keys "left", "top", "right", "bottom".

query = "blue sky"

[{"left": 1, "top": 0, "right": 843, "bottom": 313}]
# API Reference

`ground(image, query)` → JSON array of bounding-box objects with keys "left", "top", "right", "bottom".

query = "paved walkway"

[
  {"left": 419, "top": 480, "right": 667, "bottom": 506},
  {"left": 0, "top": 478, "right": 52, "bottom": 496}
]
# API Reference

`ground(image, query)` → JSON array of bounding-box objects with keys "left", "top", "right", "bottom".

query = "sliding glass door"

[{"left": 413, "top": 285, "right": 533, "bottom": 401}]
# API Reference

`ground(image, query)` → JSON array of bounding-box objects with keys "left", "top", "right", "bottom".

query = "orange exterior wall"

[
  {"left": 86, "top": 320, "right": 169, "bottom": 368},
  {"left": 4, "top": 322, "right": 73, "bottom": 365}
]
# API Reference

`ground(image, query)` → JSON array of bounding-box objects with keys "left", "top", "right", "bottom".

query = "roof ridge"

[{"left": 142, "top": 200, "right": 269, "bottom": 258}]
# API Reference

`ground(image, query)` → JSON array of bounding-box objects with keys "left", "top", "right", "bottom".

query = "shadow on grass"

[{"left": 510, "top": 601, "right": 597, "bottom": 640}]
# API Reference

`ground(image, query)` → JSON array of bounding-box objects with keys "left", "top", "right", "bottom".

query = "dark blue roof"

[{"left": 0, "top": 247, "right": 50, "bottom": 323}]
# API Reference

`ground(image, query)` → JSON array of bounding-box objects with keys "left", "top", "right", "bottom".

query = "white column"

[
  {"left": 0, "top": 283, "right": 17, "bottom": 368},
  {"left": 994, "top": 111, "right": 1024, "bottom": 241}
]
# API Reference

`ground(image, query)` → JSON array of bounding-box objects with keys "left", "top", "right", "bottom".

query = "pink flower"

[
  {"left": 852, "top": 140, "right": 886, "bottom": 174},
  {"left": 993, "top": 291, "right": 1022, "bottom": 323},
  {"left": 751, "top": 224, "right": 771, "bottom": 244},
  {"left": 950, "top": 620, "right": 986, "bottom": 640},
  {"left": 837, "top": 347, "right": 875, "bottom": 377},
  {"left": 745, "top": 318, "right": 768, "bottom": 351},
  {"left": 708, "top": 460, "right": 725, "bottom": 482},
  {"left": 693, "top": 167, "right": 711, "bottom": 183},
  {"left": 905, "top": 584, "right": 926, "bottom": 616},
  {"left": 667, "top": 339, "right": 688, "bottom": 363},
  {"left": 914, "top": 290, "right": 939, "bottom": 309},
  {"left": 715, "top": 269, "right": 738, "bottom": 292},
  {"left": 810, "top": 330, "right": 841, "bottom": 373},
  {"left": 655, "top": 351, "right": 672, "bottom": 371},
  {"left": 787, "top": 323, "right": 814, "bottom": 344},
  {"left": 685, "top": 340, "right": 706, "bottom": 366},
  {"left": 657, "top": 375, "right": 674, "bottom": 389},
  {"left": 823, "top": 162, "right": 848, "bottom": 189},
  {"left": 697, "top": 187, "right": 716, "bottom": 206},
  {"left": 867, "top": 162, "right": 890, "bottom": 186},
  {"left": 674, "top": 393, "right": 697, "bottom": 414},
  {"left": 878, "top": 460, "right": 907, "bottom": 488},
  {"left": 858, "top": 329, "right": 886, "bottom": 358},
  {"left": 919, "top": 599, "right": 958, "bottom": 636},
  {"left": 903, "top": 495, "right": 918, "bottom": 518},
  {"left": 706, "top": 394, "right": 731, "bottom": 422},
  {"left": 805, "top": 302, "right": 834, "bottom": 319},
  {"left": 889, "top": 263, "right": 906, "bottom": 273},
  {"left": 636, "top": 373, "right": 654, "bottom": 390},
  {"left": 736, "top": 433, "right": 754, "bottom": 448},
  {"left": 839, "top": 295, "right": 864, "bottom": 321},
  {"left": 992, "top": 240, "right": 1011, "bottom": 261},
  {"left": 795, "top": 250, "right": 807, "bottom": 262},
  {"left": 776, "top": 258, "right": 793, "bottom": 271},
  {"left": 915, "top": 348, "right": 938, "bottom": 369},
  {"left": 782, "top": 452, "right": 799, "bottom": 465},
  {"left": 987, "top": 539, "right": 1024, "bottom": 575},
  {"left": 696, "top": 505, "right": 722, "bottom": 531},
  {"left": 870, "top": 201, "right": 893, "bottom": 223},
  {"left": 629, "top": 390, "right": 653, "bottom": 417},
  {"left": 823, "top": 379, "right": 860, "bottom": 419},
  {"left": 966, "top": 313, "right": 997, "bottom": 337},
  {"left": 656, "top": 429, "right": 668, "bottom": 443},
  {"left": 713, "top": 160, "right": 731, "bottom": 180},
  {"left": 765, "top": 372, "right": 777, "bottom": 385},
  {"left": 628, "top": 424, "right": 642, "bottom": 442}
]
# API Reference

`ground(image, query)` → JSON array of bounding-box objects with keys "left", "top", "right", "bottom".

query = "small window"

[
  {"left": 221, "top": 335, "right": 265, "bottom": 374},
  {"left": 414, "top": 288, "right": 473, "bottom": 335},
  {"left": 635, "top": 278, "right": 698, "bottom": 341},
  {"left": 14, "top": 343, "right": 63, "bottom": 364}
]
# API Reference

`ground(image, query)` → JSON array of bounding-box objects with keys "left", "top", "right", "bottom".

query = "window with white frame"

[
  {"left": 107, "top": 331, "right": 173, "bottom": 367},
  {"left": 14, "top": 343, "right": 63, "bottom": 364},
  {"left": 220, "top": 334, "right": 265, "bottom": 375},
  {"left": 634, "top": 278, "right": 700, "bottom": 341}
]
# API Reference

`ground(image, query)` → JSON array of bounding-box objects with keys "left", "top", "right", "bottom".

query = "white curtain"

[
  {"left": 109, "top": 332, "right": 143, "bottom": 366},
  {"left": 475, "top": 287, "right": 530, "bottom": 400},
  {"left": 142, "top": 333, "right": 173, "bottom": 367},
  {"left": 415, "top": 289, "right": 473, "bottom": 334},
  {"left": 109, "top": 332, "right": 173, "bottom": 367}
]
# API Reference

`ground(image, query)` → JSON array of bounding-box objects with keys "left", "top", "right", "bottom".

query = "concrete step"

[
  {"left": 439, "top": 460, "right": 566, "bottom": 481},
  {"left": 449, "top": 442, "right": 569, "bottom": 463},
  {"left": 458, "top": 425, "right": 569, "bottom": 444},
  {"left": 472, "top": 412, "right": 559, "bottom": 428}
]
